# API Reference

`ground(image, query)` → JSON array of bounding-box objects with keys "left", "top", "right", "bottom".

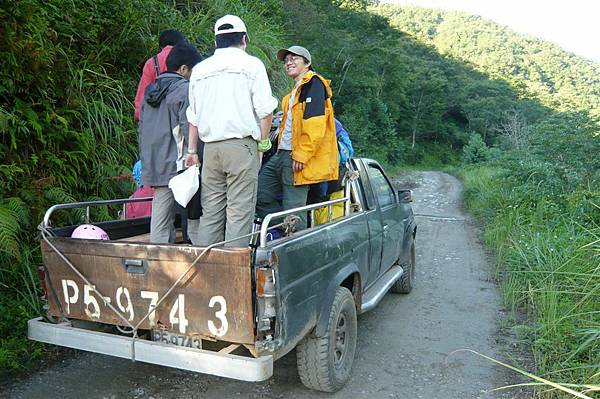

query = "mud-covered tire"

[
  {"left": 391, "top": 240, "right": 416, "bottom": 294},
  {"left": 296, "top": 287, "right": 357, "bottom": 392}
]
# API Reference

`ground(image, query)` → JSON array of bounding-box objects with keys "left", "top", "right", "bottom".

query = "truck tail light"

[
  {"left": 256, "top": 267, "right": 277, "bottom": 334},
  {"left": 256, "top": 268, "right": 275, "bottom": 297}
]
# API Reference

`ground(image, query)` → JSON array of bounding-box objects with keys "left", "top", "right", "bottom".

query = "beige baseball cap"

[
  {"left": 214, "top": 15, "right": 247, "bottom": 35},
  {"left": 277, "top": 45, "right": 312, "bottom": 64}
]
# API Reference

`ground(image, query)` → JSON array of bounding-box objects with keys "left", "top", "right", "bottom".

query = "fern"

[
  {"left": 43, "top": 186, "right": 86, "bottom": 225},
  {"left": 0, "top": 198, "right": 29, "bottom": 262}
]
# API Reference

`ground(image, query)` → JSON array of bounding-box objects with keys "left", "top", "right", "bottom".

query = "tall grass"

[{"left": 461, "top": 164, "right": 600, "bottom": 398}]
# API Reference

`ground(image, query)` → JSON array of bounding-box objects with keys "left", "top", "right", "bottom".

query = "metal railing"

[
  {"left": 258, "top": 177, "right": 361, "bottom": 248},
  {"left": 41, "top": 167, "right": 363, "bottom": 247},
  {"left": 42, "top": 197, "right": 153, "bottom": 228}
]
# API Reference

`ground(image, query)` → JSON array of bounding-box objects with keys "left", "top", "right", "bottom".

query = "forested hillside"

[
  {"left": 376, "top": 4, "right": 600, "bottom": 119},
  {"left": 1, "top": 0, "right": 599, "bottom": 395},
  {"left": 286, "top": 1, "right": 599, "bottom": 161}
]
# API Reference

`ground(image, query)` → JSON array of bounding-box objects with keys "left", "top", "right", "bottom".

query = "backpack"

[
  {"left": 310, "top": 119, "right": 354, "bottom": 201},
  {"left": 335, "top": 119, "right": 354, "bottom": 164}
]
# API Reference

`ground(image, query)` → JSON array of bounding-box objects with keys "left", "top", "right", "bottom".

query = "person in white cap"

[
  {"left": 185, "top": 15, "right": 277, "bottom": 247},
  {"left": 256, "top": 45, "right": 338, "bottom": 230}
]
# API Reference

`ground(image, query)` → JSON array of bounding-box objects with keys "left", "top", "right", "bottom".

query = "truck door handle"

[{"left": 123, "top": 259, "right": 148, "bottom": 274}]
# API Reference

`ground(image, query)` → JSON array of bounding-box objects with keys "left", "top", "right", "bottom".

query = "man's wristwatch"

[{"left": 188, "top": 150, "right": 197, "bottom": 155}]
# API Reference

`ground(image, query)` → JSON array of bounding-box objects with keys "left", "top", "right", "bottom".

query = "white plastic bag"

[{"left": 168, "top": 165, "right": 199, "bottom": 207}]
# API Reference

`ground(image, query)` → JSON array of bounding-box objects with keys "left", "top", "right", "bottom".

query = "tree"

[
  {"left": 461, "top": 133, "right": 491, "bottom": 164},
  {"left": 496, "top": 110, "right": 529, "bottom": 150}
]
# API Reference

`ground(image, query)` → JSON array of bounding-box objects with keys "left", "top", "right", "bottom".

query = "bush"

[
  {"left": 461, "top": 133, "right": 491, "bottom": 164},
  {"left": 459, "top": 110, "right": 600, "bottom": 394}
]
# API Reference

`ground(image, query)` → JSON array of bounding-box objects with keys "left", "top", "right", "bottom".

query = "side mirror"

[{"left": 398, "top": 189, "right": 413, "bottom": 203}]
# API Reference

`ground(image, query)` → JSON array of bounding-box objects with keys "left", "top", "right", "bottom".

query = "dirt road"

[{"left": 5, "top": 171, "right": 527, "bottom": 398}]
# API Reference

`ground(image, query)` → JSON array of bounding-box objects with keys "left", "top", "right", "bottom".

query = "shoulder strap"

[{"left": 152, "top": 55, "right": 160, "bottom": 78}]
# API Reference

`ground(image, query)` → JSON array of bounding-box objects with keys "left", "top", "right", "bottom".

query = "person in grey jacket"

[{"left": 139, "top": 43, "right": 202, "bottom": 243}]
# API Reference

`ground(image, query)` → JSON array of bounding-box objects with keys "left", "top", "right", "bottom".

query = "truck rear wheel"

[
  {"left": 391, "top": 240, "right": 416, "bottom": 294},
  {"left": 296, "top": 286, "right": 357, "bottom": 392}
]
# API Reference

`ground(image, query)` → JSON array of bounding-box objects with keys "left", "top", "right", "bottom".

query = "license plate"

[{"left": 152, "top": 329, "right": 202, "bottom": 349}]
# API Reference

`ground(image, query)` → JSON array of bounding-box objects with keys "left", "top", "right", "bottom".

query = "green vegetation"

[
  {"left": 376, "top": 5, "right": 600, "bottom": 119},
  {"left": 459, "top": 117, "right": 599, "bottom": 396},
  {"left": 1, "top": 0, "right": 599, "bottom": 395}
]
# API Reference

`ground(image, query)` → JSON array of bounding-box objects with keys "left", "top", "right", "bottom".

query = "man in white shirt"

[{"left": 185, "top": 15, "right": 277, "bottom": 247}]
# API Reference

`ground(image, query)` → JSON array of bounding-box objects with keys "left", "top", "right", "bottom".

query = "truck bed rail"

[
  {"left": 42, "top": 197, "right": 153, "bottom": 228},
  {"left": 259, "top": 170, "right": 361, "bottom": 248}
]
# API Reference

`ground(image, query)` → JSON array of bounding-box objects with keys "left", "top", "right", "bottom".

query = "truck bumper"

[{"left": 28, "top": 317, "right": 273, "bottom": 382}]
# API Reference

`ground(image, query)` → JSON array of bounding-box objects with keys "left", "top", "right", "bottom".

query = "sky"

[{"left": 379, "top": 0, "right": 600, "bottom": 62}]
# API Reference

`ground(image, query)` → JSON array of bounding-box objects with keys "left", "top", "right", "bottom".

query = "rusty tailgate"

[{"left": 41, "top": 238, "right": 255, "bottom": 344}]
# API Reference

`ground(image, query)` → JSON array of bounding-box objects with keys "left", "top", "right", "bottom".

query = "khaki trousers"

[
  {"left": 196, "top": 137, "right": 259, "bottom": 247},
  {"left": 150, "top": 186, "right": 176, "bottom": 243}
]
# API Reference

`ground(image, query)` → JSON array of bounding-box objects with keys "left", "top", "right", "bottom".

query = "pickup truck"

[{"left": 28, "top": 158, "right": 417, "bottom": 392}]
